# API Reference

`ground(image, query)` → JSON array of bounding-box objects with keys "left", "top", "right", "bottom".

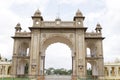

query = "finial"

[
  {"left": 15, "top": 22, "right": 22, "bottom": 32},
  {"left": 34, "top": 9, "right": 41, "bottom": 16},
  {"left": 16, "top": 23, "right": 21, "bottom": 27},
  {"left": 96, "top": 23, "right": 102, "bottom": 29},
  {"left": 76, "top": 9, "right": 83, "bottom": 16},
  {"left": 95, "top": 23, "right": 102, "bottom": 33},
  {"left": 55, "top": 17, "right": 61, "bottom": 21}
]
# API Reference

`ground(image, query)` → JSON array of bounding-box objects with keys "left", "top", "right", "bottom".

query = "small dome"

[
  {"left": 15, "top": 23, "right": 22, "bottom": 32},
  {"left": 76, "top": 9, "right": 83, "bottom": 16},
  {"left": 55, "top": 17, "right": 61, "bottom": 21},
  {"left": 34, "top": 9, "right": 41, "bottom": 16},
  {"left": 16, "top": 23, "right": 21, "bottom": 27},
  {"left": 96, "top": 23, "right": 102, "bottom": 29}
]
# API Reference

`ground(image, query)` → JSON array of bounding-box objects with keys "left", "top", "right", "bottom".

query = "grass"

[{"left": 0, "top": 77, "right": 30, "bottom": 80}]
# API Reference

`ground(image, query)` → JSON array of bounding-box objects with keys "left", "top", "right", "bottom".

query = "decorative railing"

[
  {"left": 43, "top": 21, "right": 74, "bottom": 27},
  {"left": 15, "top": 32, "right": 31, "bottom": 37},
  {"left": 85, "top": 33, "right": 102, "bottom": 38}
]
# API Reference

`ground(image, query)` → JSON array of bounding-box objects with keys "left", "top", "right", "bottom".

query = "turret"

[
  {"left": 55, "top": 17, "right": 61, "bottom": 25},
  {"left": 32, "top": 9, "right": 43, "bottom": 27},
  {"left": 73, "top": 9, "right": 85, "bottom": 27},
  {"left": 95, "top": 23, "right": 102, "bottom": 33},
  {"left": 15, "top": 23, "right": 22, "bottom": 32}
]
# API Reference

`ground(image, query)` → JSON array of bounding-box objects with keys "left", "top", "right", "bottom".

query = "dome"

[
  {"left": 15, "top": 23, "right": 22, "bottom": 32},
  {"left": 76, "top": 9, "right": 83, "bottom": 16},
  {"left": 96, "top": 23, "right": 102, "bottom": 29},
  {"left": 55, "top": 17, "right": 61, "bottom": 21},
  {"left": 34, "top": 9, "right": 41, "bottom": 16}
]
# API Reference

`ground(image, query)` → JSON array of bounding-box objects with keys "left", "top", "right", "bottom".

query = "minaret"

[
  {"left": 95, "top": 23, "right": 102, "bottom": 33},
  {"left": 15, "top": 23, "right": 22, "bottom": 32},
  {"left": 73, "top": 9, "right": 85, "bottom": 27},
  {"left": 32, "top": 9, "right": 43, "bottom": 27}
]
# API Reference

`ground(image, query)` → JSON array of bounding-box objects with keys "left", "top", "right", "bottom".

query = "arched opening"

[
  {"left": 27, "top": 48, "right": 29, "bottom": 56},
  {"left": 18, "top": 42, "right": 29, "bottom": 56},
  {"left": 87, "top": 63, "right": 92, "bottom": 77},
  {"left": 86, "top": 48, "right": 91, "bottom": 57},
  {"left": 7, "top": 66, "right": 12, "bottom": 75},
  {"left": 17, "top": 60, "right": 28, "bottom": 76},
  {"left": 45, "top": 42, "right": 72, "bottom": 75}
]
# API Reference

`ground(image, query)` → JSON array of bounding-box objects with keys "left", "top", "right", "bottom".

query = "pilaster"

[
  {"left": 29, "top": 29, "right": 40, "bottom": 77},
  {"left": 75, "top": 29, "right": 86, "bottom": 78}
]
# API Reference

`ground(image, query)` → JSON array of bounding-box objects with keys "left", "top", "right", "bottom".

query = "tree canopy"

[{"left": 45, "top": 68, "right": 72, "bottom": 75}]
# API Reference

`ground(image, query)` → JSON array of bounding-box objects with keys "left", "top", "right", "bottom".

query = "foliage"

[
  {"left": 0, "top": 77, "right": 29, "bottom": 80},
  {"left": 87, "top": 68, "right": 92, "bottom": 75},
  {"left": 45, "top": 67, "right": 72, "bottom": 75}
]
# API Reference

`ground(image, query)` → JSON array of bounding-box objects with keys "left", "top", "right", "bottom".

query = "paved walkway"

[{"left": 45, "top": 75, "right": 71, "bottom": 80}]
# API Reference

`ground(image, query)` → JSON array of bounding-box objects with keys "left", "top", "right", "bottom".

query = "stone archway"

[
  {"left": 11, "top": 9, "right": 105, "bottom": 80},
  {"left": 38, "top": 35, "right": 75, "bottom": 80}
]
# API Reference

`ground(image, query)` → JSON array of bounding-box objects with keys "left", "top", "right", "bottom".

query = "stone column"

[
  {"left": 40, "top": 56, "right": 45, "bottom": 75},
  {"left": 12, "top": 39, "right": 19, "bottom": 77},
  {"left": 75, "top": 29, "right": 86, "bottom": 79},
  {"left": 115, "top": 66, "right": 118, "bottom": 76},
  {"left": 96, "top": 40, "right": 104, "bottom": 80},
  {"left": 39, "top": 56, "right": 45, "bottom": 80},
  {"left": 72, "top": 55, "right": 76, "bottom": 80},
  {"left": 108, "top": 67, "right": 111, "bottom": 77},
  {"left": 29, "top": 29, "right": 40, "bottom": 78}
]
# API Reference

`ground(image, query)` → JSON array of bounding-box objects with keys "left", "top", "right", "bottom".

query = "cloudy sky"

[{"left": 0, "top": 0, "right": 120, "bottom": 69}]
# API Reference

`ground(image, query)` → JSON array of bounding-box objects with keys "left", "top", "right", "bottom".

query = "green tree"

[
  {"left": 45, "top": 67, "right": 54, "bottom": 75},
  {"left": 87, "top": 68, "right": 92, "bottom": 75},
  {"left": 45, "top": 68, "right": 72, "bottom": 75}
]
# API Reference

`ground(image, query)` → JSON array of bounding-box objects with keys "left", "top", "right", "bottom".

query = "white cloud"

[
  {"left": 100, "top": 0, "right": 120, "bottom": 62},
  {"left": 105, "top": 0, "right": 120, "bottom": 10}
]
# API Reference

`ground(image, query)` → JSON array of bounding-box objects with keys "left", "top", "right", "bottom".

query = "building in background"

[
  {"left": 104, "top": 62, "right": 120, "bottom": 80},
  {"left": 0, "top": 55, "right": 12, "bottom": 78}
]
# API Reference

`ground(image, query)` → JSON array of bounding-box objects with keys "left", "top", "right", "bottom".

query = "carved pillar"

[
  {"left": 116, "top": 67, "right": 118, "bottom": 76},
  {"left": 29, "top": 29, "right": 40, "bottom": 78},
  {"left": 38, "top": 55, "right": 45, "bottom": 80},
  {"left": 12, "top": 39, "right": 19, "bottom": 77},
  {"left": 72, "top": 54, "right": 76, "bottom": 80},
  {"left": 108, "top": 67, "right": 111, "bottom": 77},
  {"left": 40, "top": 56, "right": 45, "bottom": 75}
]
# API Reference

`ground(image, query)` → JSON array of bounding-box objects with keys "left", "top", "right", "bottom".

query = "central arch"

[
  {"left": 39, "top": 35, "right": 75, "bottom": 78},
  {"left": 42, "top": 35, "right": 74, "bottom": 54},
  {"left": 45, "top": 42, "right": 72, "bottom": 70}
]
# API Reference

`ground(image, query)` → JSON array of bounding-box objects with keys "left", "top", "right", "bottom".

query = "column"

[
  {"left": 12, "top": 39, "right": 18, "bottom": 77},
  {"left": 108, "top": 67, "right": 111, "bottom": 77},
  {"left": 39, "top": 55, "right": 45, "bottom": 80},
  {"left": 72, "top": 55, "right": 76, "bottom": 80},
  {"left": 116, "top": 67, "right": 118, "bottom": 76},
  {"left": 29, "top": 30, "right": 40, "bottom": 77},
  {"left": 40, "top": 56, "right": 44, "bottom": 75}
]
